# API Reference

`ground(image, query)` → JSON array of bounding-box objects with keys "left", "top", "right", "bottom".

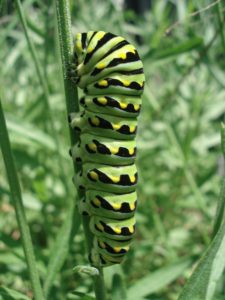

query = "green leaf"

[
  {"left": 6, "top": 116, "right": 56, "bottom": 152},
  {"left": 43, "top": 204, "right": 80, "bottom": 298},
  {"left": 0, "top": 286, "right": 30, "bottom": 300},
  {"left": 112, "top": 273, "right": 127, "bottom": 300},
  {"left": 146, "top": 37, "right": 203, "bottom": 61},
  {"left": 127, "top": 258, "right": 191, "bottom": 300},
  {"left": 178, "top": 222, "right": 225, "bottom": 300},
  {"left": 68, "top": 291, "right": 95, "bottom": 300}
]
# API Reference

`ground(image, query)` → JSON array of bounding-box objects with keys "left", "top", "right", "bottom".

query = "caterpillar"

[{"left": 69, "top": 31, "right": 145, "bottom": 267}]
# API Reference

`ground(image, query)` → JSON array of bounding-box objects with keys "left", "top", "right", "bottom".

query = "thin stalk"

[
  {"left": 216, "top": 1, "right": 225, "bottom": 61},
  {"left": 15, "top": 0, "right": 70, "bottom": 195},
  {"left": 166, "top": 125, "right": 210, "bottom": 244},
  {"left": 212, "top": 123, "right": 225, "bottom": 237},
  {"left": 0, "top": 98, "right": 44, "bottom": 300},
  {"left": 55, "top": 1, "right": 107, "bottom": 299}
]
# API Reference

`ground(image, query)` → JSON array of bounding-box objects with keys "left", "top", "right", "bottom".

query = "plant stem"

[
  {"left": 212, "top": 123, "right": 225, "bottom": 237},
  {"left": 0, "top": 98, "right": 44, "bottom": 300},
  {"left": 55, "top": 1, "right": 106, "bottom": 299}
]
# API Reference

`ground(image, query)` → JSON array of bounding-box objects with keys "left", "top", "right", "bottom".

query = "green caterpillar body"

[{"left": 70, "top": 31, "right": 145, "bottom": 267}]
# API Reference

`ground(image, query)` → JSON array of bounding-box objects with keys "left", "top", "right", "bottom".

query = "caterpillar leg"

[
  {"left": 69, "top": 143, "right": 82, "bottom": 163},
  {"left": 68, "top": 112, "right": 85, "bottom": 132},
  {"left": 72, "top": 171, "right": 85, "bottom": 190},
  {"left": 78, "top": 198, "right": 90, "bottom": 216},
  {"left": 67, "top": 63, "right": 78, "bottom": 83}
]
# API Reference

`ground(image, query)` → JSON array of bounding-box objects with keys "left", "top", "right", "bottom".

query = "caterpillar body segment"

[
  {"left": 70, "top": 31, "right": 145, "bottom": 267},
  {"left": 85, "top": 190, "right": 137, "bottom": 219},
  {"left": 76, "top": 163, "right": 138, "bottom": 194},
  {"left": 80, "top": 95, "right": 142, "bottom": 118},
  {"left": 84, "top": 73, "right": 144, "bottom": 96},
  {"left": 70, "top": 133, "right": 137, "bottom": 166},
  {"left": 70, "top": 111, "right": 138, "bottom": 140}
]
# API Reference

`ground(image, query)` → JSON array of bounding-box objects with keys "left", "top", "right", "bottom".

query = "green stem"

[
  {"left": 212, "top": 123, "right": 225, "bottom": 237},
  {"left": 216, "top": 1, "right": 225, "bottom": 65},
  {"left": 55, "top": 1, "right": 106, "bottom": 299},
  {"left": 0, "top": 98, "right": 44, "bottom": 300}
]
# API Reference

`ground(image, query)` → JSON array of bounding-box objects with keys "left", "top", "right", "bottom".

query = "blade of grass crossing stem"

[
  {"left": 55, "top": 1, "right": 107, "bottom": 299},
  {"left": 0, "top": 98, "right": 44, "bottom": 300},
  {"left": 212, "top": 123, "right": 225, "bottom": 237},
  {"left": 43, "top": 207, "right": 81, "bottom": 298},
  {"left": 178, "top": 222, "right": 225, "bottom": 300}
]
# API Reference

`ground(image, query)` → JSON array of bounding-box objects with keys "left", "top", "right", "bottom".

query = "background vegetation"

[{"left": 0, "top": 0, "right": 225, "bottom": 299}]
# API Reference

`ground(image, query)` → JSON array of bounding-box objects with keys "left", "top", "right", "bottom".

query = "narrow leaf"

[
  {"left": 127, "top": 258, "right": 191, "bottom": 300},
  {"left": 179, "top": 222, "right": 225, "bottom": 300},
  {"left": 0, "top": 286, "right": 30, "bottom": 300},
  {"left": 146, "top": 37, "right": 203, "bottom": 60},
  {"left": 112, "top": 273, "right": 127, "bottom": 300},
  {"left": 68, "top": 291, "right": 95, "bottom": 300},
  {"left": 43, "top": 204, "right": 80, "bottom": 298}
]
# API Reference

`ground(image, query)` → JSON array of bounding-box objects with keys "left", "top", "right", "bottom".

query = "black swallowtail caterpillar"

[{"left": 69, "top": 31, "right": 145, "bottom": 267}]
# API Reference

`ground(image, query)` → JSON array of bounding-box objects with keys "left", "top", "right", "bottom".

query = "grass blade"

[
  {"left": 0, "top": 98, "right": 44, "bottom": 300},
  {"left": 212, "top": 123, "right": 225, "bottom": 237},
  {"left": 146, "top": 37, "right": 203, "bottom": 61},
  {"left": 178, "top": 222, "right": 225, "bottom": 300},
  {"left": 43, "top": 205, "right": 81, "bottom": 298},
  {"left": 112, "top": 273, "right": 127, "bottom": 300},
  {"left": 127, "top": 258, "right": 191, "bottom": 300},
  {"left": 0, "top": 286, "right": 30, "bottom": 300}
]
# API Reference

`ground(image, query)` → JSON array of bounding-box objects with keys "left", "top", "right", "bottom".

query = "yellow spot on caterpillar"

[
  {"left": 87, "top": 46, "right": 94, "bottom": 53},
  {"left": 112, "top": 124, "right": 121, "bottom": 130},
  {"left": 128, "top": 226, "right": 134, "bottom": 233},
  {"left": 88, "top": 143, "right": 97, "bottom": 152},
  {"left": 96, "top": 31, "right": 105, "bottom": 40},
  {"left": 113, "top": 227, "right": 122, "bottom": 234},
  {"left": 129, "top": 203, "right": 135, "bottom": 211},
  {"left": 89, "top": 171, "right": 99, "bottom": 181},
  {"left": 113, "top": 247, "right": 122, "bottom": 253},
  {"left": 111, "top": 202, "right": 121, "bottom": 210},
  {"left": 130, "top": 175, "right": 136, "bottom": 183},
  {"left": 98, "top": 97, "right": 107, "bottom": 105},
  {"left": 120, "top": 52, "right": 126, "bottom": 59},
  {"left": 75, "top": 41, "right": 82, "bottom": 52},
  {"left": 91, "top": 117, "right": 100, "bottom": 126},
  {"left": 110, "top": 147, "right": 119, "bottom": 155},
  {"left": 128, "top": 148, "right": 134, "bottom": 155},
  {"left": 126, "top": 45, "right": 136, "bottom": 54},
  {"left": 123, "top": 80, "right": 130, "bottom": 86},
  {"left": 120, "top": 102, "right": 128, "bottom": 109},
  {"left": 96, "top": 223, "right": 104, "bottom": 231},
  {"left": 97, "top": 62, "right": 106, "bottom": 69},
  {"left": 129, "top": 126, "right": 136, "bottom": 133},
  {"left": 93, "top": 197, "right": 101, "bottom": 207},
  {"left": 134, "top": 104, "right": 140, "bottom": 111},
  {"left": 99, "top": 80, "right": 108, "bottom": 87},
  {"left": 110, "top": 175, "right": 120, "bottom": 183}
]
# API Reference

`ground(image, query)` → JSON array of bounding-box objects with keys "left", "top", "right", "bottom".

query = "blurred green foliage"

[{"left": 0, "top": 0, "right": 225, "bottom": 299}]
